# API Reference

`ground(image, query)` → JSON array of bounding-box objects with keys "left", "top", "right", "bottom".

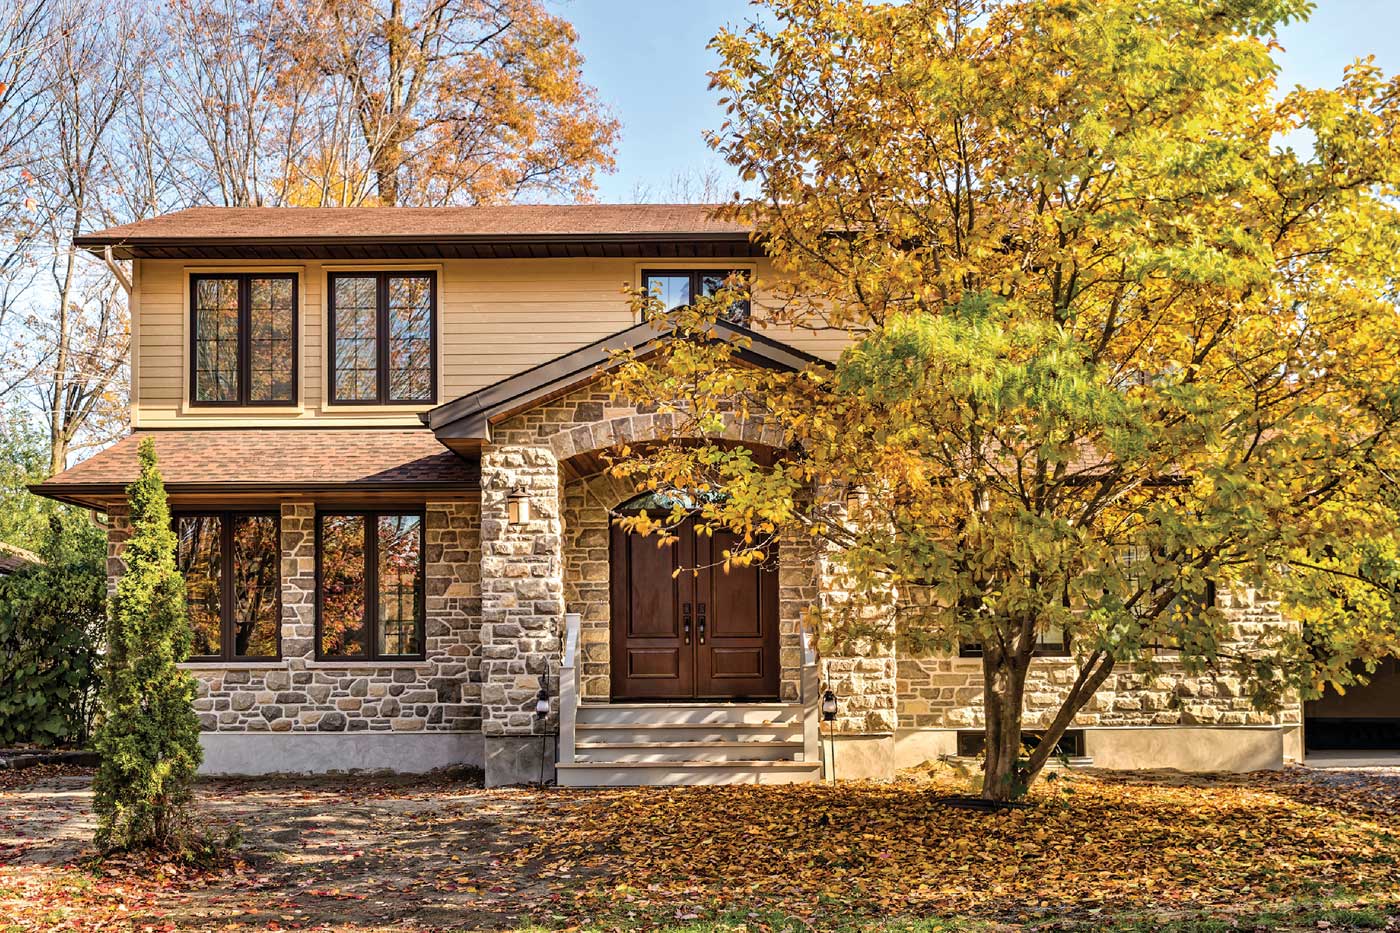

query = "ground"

[{"left": 1, "top": 763, "right": 1398, "bottom": 932}]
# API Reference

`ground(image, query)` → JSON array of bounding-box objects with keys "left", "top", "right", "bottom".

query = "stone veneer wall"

[
  {"left": 108, "top": 500, "right": 484, "bottom": 736},
  {"left": 896, "top": 588, "right": 1303, "bottom": 731}
]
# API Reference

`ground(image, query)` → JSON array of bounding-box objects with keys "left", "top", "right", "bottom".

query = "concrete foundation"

[
  {"left": 198, "top": 732, "right": 483, "bottom": 776},
  {"left": 891, "top": 726, "right": 1288, "bottom": 773},
  {"left": 484, "top": 735, "right": 557, "bottom": 787},
  {"left": 818, "top": 733, "right": 895, "bottom": 781}
]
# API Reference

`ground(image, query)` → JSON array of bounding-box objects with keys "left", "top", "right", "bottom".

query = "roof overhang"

[
  {"left": 75, "top": 232, "right": 765, "bottom": 262},
  {"left": 30, "top": 429, "right": 480, "bottom": 510},
  {"left": 421, "top": 320, "right": 827, "bottom": 452}
]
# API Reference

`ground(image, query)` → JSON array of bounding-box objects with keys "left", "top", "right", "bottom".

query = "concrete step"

[
  {"left": 576, "top": 722, "right": 803, "bottom": 744},
  {"left": 576, "top": 703, "right": 802, "bottom": 725},
  {"left": 556, "top": 759, "right": 822, "bottom": 787},
  {"left": 575, "top": 740, "right": 805, "bottom": 763}
]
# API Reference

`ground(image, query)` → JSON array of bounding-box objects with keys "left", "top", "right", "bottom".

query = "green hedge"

[{"left": 0, "top": 516, "right": 105, "bottom": 748}]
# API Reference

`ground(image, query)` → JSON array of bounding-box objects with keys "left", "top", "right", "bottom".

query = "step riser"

[
  {"left": 577, "top": 727, "right": 801, "bottom": 744},
  {"left": 576, "top": 706, "right": 803, "bottom": 725},
  {"left": 576, "top": 745, "right": 802, "bottom": 763},
  {"left": 557, "top": 765, "right": 821, "bottom": 787}
]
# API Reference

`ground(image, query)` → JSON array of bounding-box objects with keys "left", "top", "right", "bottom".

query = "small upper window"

[
  {"left": 190, "top": 274, "right": 297, "bottom": 406},
  {"left": 328, "top": 272, "right": 437, "bottom": 405},
  {"left": 641, "top": 269, "right": 751, "bottom": 326}
]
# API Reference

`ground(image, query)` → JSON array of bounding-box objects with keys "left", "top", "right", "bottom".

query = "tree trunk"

[{"left": 981, "top": 641, "right": 1031, "bottom": 802}]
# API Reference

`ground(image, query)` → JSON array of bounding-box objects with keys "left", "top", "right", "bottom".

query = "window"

[
  {"left": 316, "top": 511, "right": 425, "bottom": 660},
  {"left": 956, "top": 729, "right": 1085, "bottom": 758},
  {"left": 641, "top": 269, "right": 751, "bottom": 326},
  {"left": 190, "top": 274, "right": 297, "bottom": 405},
  {"left": 328, "top": 272, "right": 437, "bottom": 404},
  {"left": 960, "top": 624, "right": 1069, "bottom": 659},
  {"left": 175, "top": 513, "right": 281, "bottom": 661}
]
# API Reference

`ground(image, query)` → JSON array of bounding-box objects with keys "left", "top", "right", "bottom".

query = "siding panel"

[{"left": 134, "top": 257, "right": 845, "bottom": 429}]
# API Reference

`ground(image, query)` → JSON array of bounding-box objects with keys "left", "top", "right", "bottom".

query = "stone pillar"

[
  {"left": 279, "top": 503, "right": 317, "bottom": 661},
  {"left": 817, "top": 536, "right": 899, "bottom": 780},
  {"left": 479, "top": 442, "right": 564, "bottom": 786},
  {"left": 105, "top": 505, "right": 132, "bottom": 599}
]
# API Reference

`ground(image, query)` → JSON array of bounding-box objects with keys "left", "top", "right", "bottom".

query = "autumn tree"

[
  {"left": 93, "top": 439, "right": 203, "bottom": 852},
  {"left": 274, "top": 0, "right": 619, "bottom": 206},
  {"left": 609, "top": 0, "right": 1400, "bottom": 800}
]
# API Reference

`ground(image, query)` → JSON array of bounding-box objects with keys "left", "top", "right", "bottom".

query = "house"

[
  {"left": 0, "top": 541, "right": 40, "bottom": 577},
  {"left": 34, "top": 205, "right": 1316, "bottom": 786}
]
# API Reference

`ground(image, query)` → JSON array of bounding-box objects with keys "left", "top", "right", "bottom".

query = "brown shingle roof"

[
  {"left": 81, "top": 204, "right": 746, "bottom": 241},
  {"left": 31, "top": 430, "right": 477, "bottom": 507},
  {"left": 75, "top": 205, "right": 759, "bottom": 260}
]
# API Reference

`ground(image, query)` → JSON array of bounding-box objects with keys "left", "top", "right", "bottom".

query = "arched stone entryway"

[{"left": 559, "top": 457, "right": 809, "bottom": 705}]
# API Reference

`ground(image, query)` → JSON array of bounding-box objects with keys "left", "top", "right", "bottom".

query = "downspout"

[{"left": 102, "top": 245, "right": 132, "bottom": 294}]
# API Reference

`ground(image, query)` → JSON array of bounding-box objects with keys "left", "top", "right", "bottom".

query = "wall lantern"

[
  {"left": 821, "top": 688, "right": 838, "bottom": 722},
  {"left": 507, "top": 483, "right": 531, "bottom": 525},
  {"left": 535, "top": 686, "right": 551, "bottom": 720}
]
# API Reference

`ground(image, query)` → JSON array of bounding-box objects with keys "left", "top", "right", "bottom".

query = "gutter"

[{"left": 102, "top": 245, "right": 133, "bottom": 293}]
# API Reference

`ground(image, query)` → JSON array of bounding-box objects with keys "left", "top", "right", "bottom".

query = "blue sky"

[{"left": 557, "top": 0, "right": 1400, "bottom": 203}]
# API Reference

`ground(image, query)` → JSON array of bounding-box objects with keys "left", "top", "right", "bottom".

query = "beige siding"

[{"left": 133, "top": 257, "right": 848, "bottom": 429}]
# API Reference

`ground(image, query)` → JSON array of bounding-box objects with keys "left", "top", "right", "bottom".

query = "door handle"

[
  {"left": 682, "top": 603, "right": 692, "bottom": 645},
  {"left": 697, "top": 602, "right": 707, "bottom": 644}
]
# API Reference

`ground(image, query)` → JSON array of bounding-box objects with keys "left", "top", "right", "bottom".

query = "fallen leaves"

[{"left": 0, "top": 765, "right": 1397, "bottom": 930}]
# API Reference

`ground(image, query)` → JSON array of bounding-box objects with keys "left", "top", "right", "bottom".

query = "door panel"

[
  {"left": 694, "top": 530, "right": 780, "bottom": 699},
  {"left": 609, "top": 523, "right": 694, "bottom": 699}
]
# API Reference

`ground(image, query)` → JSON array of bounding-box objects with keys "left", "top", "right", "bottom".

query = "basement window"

[{"left": 956, "top": 729, "right": 1086, "bottom": 758}]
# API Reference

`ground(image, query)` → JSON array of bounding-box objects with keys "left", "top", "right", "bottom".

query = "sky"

[{"left": 556, "top": 0, "right": 1400, "bottom": 203}]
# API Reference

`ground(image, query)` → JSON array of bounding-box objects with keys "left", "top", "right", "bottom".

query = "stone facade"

[
  {"left": 896, "top": 588, "right": 1303, "bottom": 732},
  {"left": 100, "top": 380, "right": 1305, "bottom": 778},
  {"left": 106, "top": 500, "right": 486, "bottom": 737}
]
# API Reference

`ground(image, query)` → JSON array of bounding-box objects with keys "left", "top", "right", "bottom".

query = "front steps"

[{"left": 556, "top": 702, "right": 823, "bottom": 786}]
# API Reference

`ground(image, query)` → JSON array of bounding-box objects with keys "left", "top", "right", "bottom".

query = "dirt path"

[{"left": 1, "top": 768, "right": 586, "bottom": 930}]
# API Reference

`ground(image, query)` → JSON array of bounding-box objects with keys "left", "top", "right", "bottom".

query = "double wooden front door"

[{"left": 610, "top": 516, "right": 780, "bottom": 700}]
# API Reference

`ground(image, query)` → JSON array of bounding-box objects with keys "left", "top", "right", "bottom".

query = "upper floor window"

[
  {"left": 190, "top": 274, "right": 297, "bottom": 406},
  {"left": 176, "top": 512, "right": 281, "bottom": 661},
  {"left": 641, "top": 269, "right": 751, "bottom": 327},
  {"left": 328, "top": 272, "right": 437, "bottom": 405}
]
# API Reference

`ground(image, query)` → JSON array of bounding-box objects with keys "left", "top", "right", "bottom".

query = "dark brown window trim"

[
  {"left": 188, "top": 273, "right": 299, "bottom": 408},
  {"left": 314, "top": 508, "right": 427, "bottom": 662},
  {"left": 958, "top": 638, "right": 1070, "bottom": 660},
  {"left": 174, "top": 510, "right": 282, "bottom": 663},
  {"left": 327, "top": 271, "right": 438, "bottom": 406},
  {"left": 640, "top": 268, "right": 752, "bottom": 326}
]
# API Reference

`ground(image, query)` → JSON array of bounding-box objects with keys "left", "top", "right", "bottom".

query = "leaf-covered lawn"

[{"left": 0, "top": 764, "right": 1397, "bottom": 931}]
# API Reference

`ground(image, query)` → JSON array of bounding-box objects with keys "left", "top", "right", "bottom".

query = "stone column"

[
  {"left": 479, "top": 442, "right": 564, "bottom": 786},
  {"left": 105, "top": 505, "right": 132, "bottom": 599},
  {"left": 817, "top": 535, "right": 899, "bottom": 781}
]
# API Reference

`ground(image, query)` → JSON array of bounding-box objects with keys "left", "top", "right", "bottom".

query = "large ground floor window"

[
  {"left": 316, "top": 510, "right": 425, "bottom": 660},
  {"left": 175, "top": 512, "right": 281, "bottom": 661}
]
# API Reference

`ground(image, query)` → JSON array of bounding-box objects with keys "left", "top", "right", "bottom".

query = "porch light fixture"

[
  {"left": 844, "top": 484, "right": 863, "bottom": 515},
  {"left": 507, "top": 484, "right": 531, "bottom": 526},
  {"left": 821, "top": 688, "right": 838, "bottom": 722},
  {"left": 535, "top": 686, "right": 551, "bottom": 720}
]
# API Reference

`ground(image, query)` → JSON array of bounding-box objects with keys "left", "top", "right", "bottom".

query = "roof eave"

[{"left": 75, "top": 231, "right": 761, "bottom": 261}]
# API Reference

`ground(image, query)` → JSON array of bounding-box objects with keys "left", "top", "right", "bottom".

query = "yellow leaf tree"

[{"left": 609, "top": 0, "right": 1400, "bottom": 800}]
